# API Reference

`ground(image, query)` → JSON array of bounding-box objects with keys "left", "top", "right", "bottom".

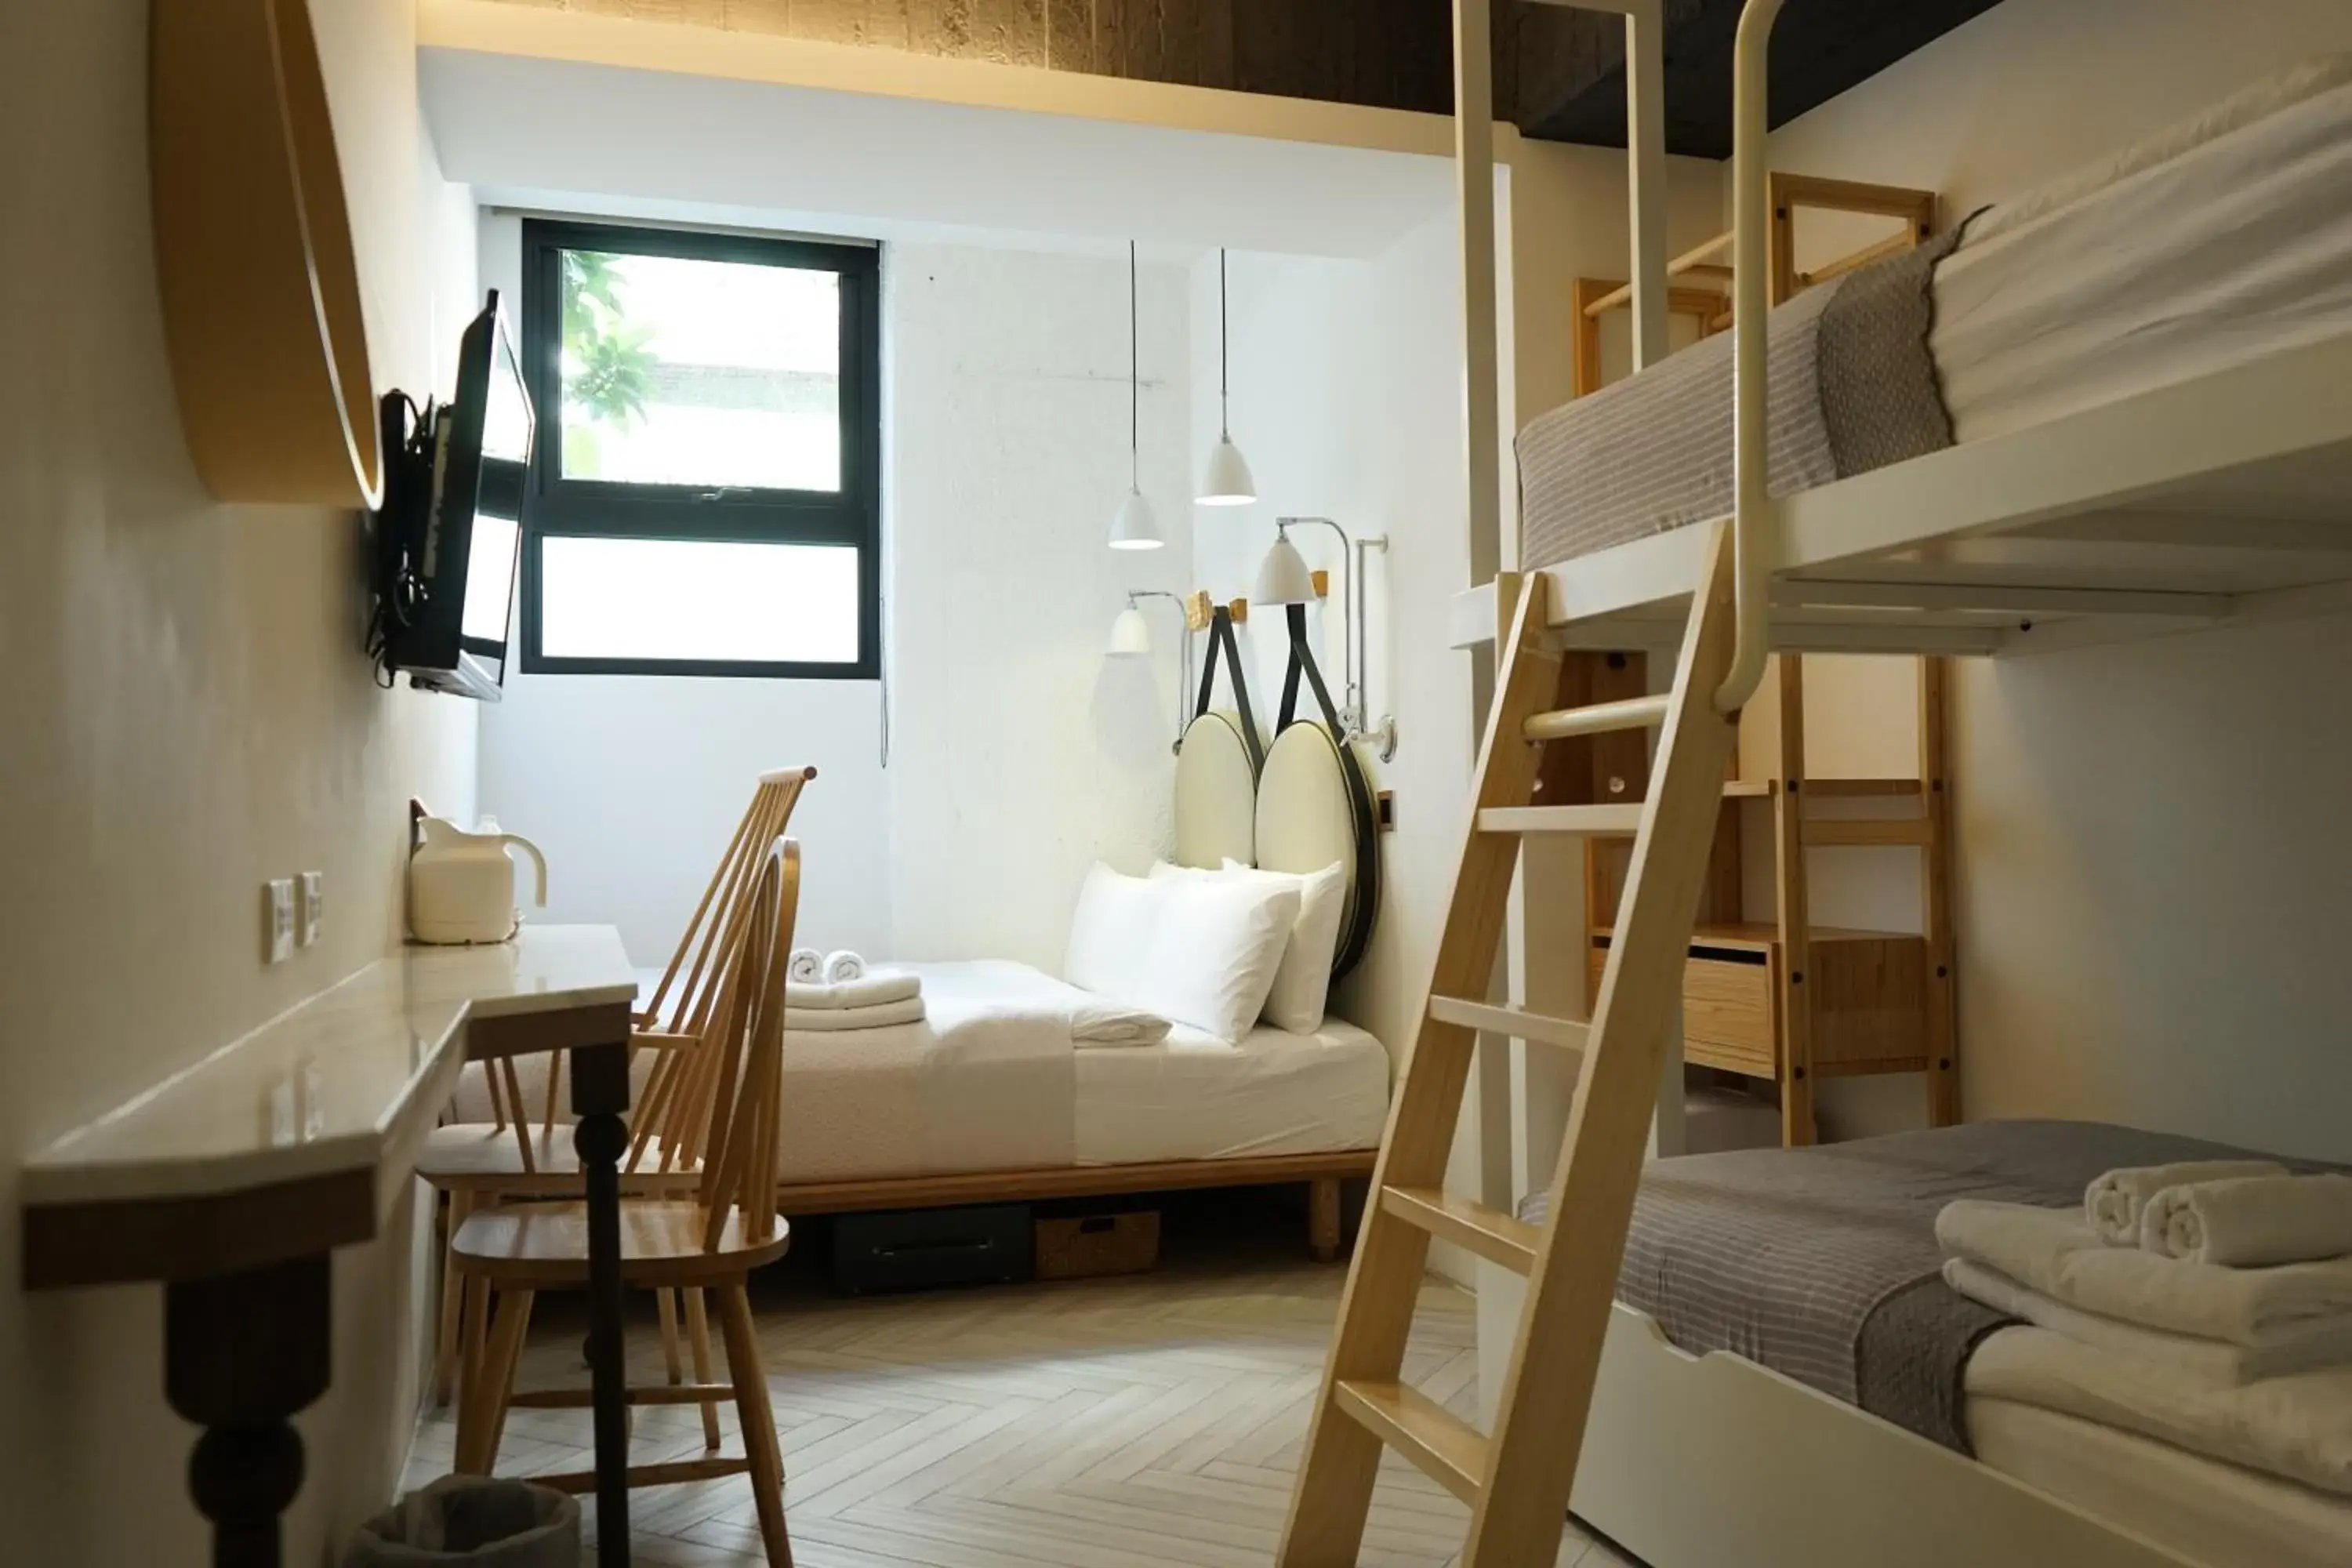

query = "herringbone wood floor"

[{"left": 404, "top": 1225, "right": 1633, "bottom": 1568}]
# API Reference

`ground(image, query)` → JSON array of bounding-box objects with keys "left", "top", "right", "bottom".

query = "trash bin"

[{"left": 343, "top": 1476, "right": 579, "bottom": 1567}]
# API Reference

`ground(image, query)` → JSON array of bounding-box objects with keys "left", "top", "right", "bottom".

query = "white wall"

[
  {"left": 1186, "top": 220, "right": 1476, "bottom": 1069},
  {"left": 477, "top": 227, "right": 1192, "bottom": 971},
  {"left": 886, "top": 243, "right": 1192, "bottom": 968},
  {"left": 1764, "top": 0, "right": 2352, "bottom": 1163},
  {"left": 0, "top": 0, "right": 481, "bottom": 1558}
]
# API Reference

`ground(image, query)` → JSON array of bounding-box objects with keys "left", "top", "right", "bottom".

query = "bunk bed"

[{"left": 1279, "top": 2, "right": 2352, "bottom": 1564}]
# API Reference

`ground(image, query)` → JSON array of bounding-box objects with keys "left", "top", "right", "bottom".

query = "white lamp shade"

[
  {"left": 1108, "top": 488, "right": 1163, "bottom": 550},
  {"left": 1254, "top": 532, "right": 1315, "bottom": 605},
  {"left": 1197, "top": 436, "right": 1258, "bottom": 506},
  {"left": 1107, "top": 605, "right": 1152, "bottom": 655}
]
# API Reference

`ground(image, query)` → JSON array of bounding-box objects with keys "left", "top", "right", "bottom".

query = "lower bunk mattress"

[
  {"left": 1524, "top": 1120, "right": 2352, "bottom": 1563},
  {"left": 1519, "top": 53, "right": 2352, "bottom": 569},
  {"left": 452, "top": 960, "right": 1389, "bottom": 1186}
]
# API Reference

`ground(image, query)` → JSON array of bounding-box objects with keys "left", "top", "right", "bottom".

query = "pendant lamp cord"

[
  {"left": 1129, "top": 239, "right": 1140, "bottom": 492},
  {"left": 1219, "top": 249, "right": 1231, "bottom": 440}
]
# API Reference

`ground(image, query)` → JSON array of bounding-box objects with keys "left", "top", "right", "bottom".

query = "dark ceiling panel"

[{"left": 1512, "top": 0, "right": 2009, "bottom": 158}]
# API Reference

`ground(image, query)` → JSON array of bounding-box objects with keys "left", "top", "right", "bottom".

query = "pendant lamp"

[
  {"left": 1109, "top": 240, "right": 1163, "bottom": 550},
  {"left": 1197, "top": 249, "right": 1258, "bottom": 506}
]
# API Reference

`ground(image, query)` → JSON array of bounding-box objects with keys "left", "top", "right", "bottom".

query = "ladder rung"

[
  {"left": 1478, "top": 804, "right": 1642, "bottom": 836},
  {"left": 1332, "top": 1379, "right": 1487, "bottom": 1506},
  {"left": 1428, "top": 996, "right": 1589, "bottom": 1051},
  {"left": 1381, "top": 1186, "right": 1540, "bottom": 1274},
  {"left": 1804, "top": 817, "right": 1930, "bottom": 847},
  {"left": 1523, "top": 692, "right": 1670, "bottom": 741}
]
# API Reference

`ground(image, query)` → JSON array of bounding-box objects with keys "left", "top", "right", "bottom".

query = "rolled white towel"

[
  {"left": 785, "top": 996, "right": 926, "bottom": 1033},
  {"left": 2143, "top": 1174, "right": 2352, "bottom": 1267},
  {"left": 2085, "top": 1160, "right": 2285, "bottom": 1246},
  {"left": 822, "top": 949, "right": 866, "bottom": 984},
  {"left": 787, "top": 947, "right": 825, "bottom": 985},
  {"left": 1071, "top": 1000, "right": 1173, "bottom": 1048},
  {"left": 787, "top": 971, "right": 920, "bottom": 1011}
]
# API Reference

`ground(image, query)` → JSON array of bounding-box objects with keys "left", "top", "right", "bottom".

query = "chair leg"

[
  {"left": 657, "top": 1287, "right": 685, "bottom": 1388},
  {"left": 717, "top": 1283, "right": 793, "bottom": 1568},
  {"left": 459, "top": 1241, "right": 492, "bottom": 1405},
  {"left": 684, "top": 1287, "right": 724, "bottom": 1450},
  {"left": 433, "top": 1187, "right": 474, "bottom": 1406},
  {"left": 456, "top": 1284, "right": 535, "bottom": 1475}
]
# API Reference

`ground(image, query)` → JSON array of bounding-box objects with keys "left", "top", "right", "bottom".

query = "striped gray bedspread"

[
  {"left": 1520, "top": 1120, "right": 2331, "bottom": 1452},
  {"left": 1517, "top": 227, "right": 1965, "bottom": 568}
]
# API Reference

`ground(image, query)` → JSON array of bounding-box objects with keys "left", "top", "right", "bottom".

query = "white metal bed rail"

[
  {"left": 1504, "top": 0, "right": 1778, "bottom": 716},
  {"left": 1721, "top": 0, "right": 1784, "bottom": 713}
]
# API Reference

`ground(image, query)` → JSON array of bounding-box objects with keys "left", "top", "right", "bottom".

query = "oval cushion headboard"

[
  {"left": 1256, "top": 721, "right": 1379, "bottom": 979},
  {"left": 1173, "top": 710, "right": 1258, "bottom": 869}
]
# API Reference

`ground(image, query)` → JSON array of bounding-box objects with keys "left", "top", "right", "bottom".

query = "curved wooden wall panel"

[{"left": 151, "top": 0, "right": 380, "bottom": 507}]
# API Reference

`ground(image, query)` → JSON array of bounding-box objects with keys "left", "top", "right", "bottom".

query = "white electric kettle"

[{"left": 408, "top": 815, "right": 547, "bottom": 946}]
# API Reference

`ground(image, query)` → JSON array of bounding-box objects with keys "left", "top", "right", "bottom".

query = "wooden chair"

[
  {"left": 451, "top": 838, "right": 802, "bottom": 1568},
  {"left": 422, "top": 766, "right": 818, "bottom": 1408}
]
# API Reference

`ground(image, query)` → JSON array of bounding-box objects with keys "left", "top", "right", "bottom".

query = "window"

[{"left": 518, "top": 220, "right": 880, "bottom": 677}]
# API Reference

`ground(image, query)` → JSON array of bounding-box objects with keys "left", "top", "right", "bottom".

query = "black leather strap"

[
  {"left": 1273, "top": 604, "right": 1381, "bottom": 980},
  {"left": 1191, "top": 608, "right": 1265, "bottom": 777}
]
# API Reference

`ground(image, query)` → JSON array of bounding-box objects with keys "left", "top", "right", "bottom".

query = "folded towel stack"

[
  {"left": 1937, "top": 1166, "right": 2352, "bottom": 1498},
  {"left": 783, "top": 963, "right": 924, "bottom": 1031}
]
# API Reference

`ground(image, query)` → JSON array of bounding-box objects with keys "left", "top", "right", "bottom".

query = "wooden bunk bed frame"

[
  {"left": 1280, "top": 2, "right": 2350, "bottom": 1566},
  {"left": 1569, "top": 181, "right": 1960, "bottom": 1149}
]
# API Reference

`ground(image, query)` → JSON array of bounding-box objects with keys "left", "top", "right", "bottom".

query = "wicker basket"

[{"left": 1035, "top": 1210, "right": 1160, "bottom": 1280}]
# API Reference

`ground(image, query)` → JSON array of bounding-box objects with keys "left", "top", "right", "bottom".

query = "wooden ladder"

[{"left": 1279, "top": 522, "right": 1744, "bottom": 1566}]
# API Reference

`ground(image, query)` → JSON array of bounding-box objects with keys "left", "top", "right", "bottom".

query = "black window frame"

[{"left": 517, "top": 219, "right": 882, "bottom": 680}]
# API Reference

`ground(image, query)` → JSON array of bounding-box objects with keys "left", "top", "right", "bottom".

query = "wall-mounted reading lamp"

[
  {"left": 1106, "top": 590, "right": 1193, "bottom": 753},
  {"left": 1254, "top": 517, "right": 1396, "bottom": 761}
]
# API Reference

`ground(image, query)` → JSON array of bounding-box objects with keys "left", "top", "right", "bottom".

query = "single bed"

[
  {"left": 1513, "top": 1122, "right": 2352, "bottom": 1568},
  {"left": 450, "top": 957, "right": 1389, "bottom": 1250},
  {"left": 1519, "top": 55, "right": 2352, "bottom": 575},
  {"left": 758, "top": 960, "right": 1389, "bottom": 1183},
  {"left": 1446, "top": 52, "right": 2352, "bottom": 666}
]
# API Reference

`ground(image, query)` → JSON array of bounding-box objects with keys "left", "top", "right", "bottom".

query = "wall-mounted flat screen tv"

[{"left": 372, "top": 292, "right": 534, "bottom": 700}]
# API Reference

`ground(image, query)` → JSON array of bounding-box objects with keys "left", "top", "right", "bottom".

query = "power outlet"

[
  {"left": 298, "top": 870, "right": 325, "bottom": 948},
  {"left": 264, "top": 878, "right": 296, "bottom": 964}
]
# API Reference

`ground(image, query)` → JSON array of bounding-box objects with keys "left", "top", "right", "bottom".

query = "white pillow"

[
  {"left": 1062, "top": 862, "right": 1163, "bottom": 1000},
  {"left": 1220, "top": 858, "right": 1346, "bottom": 1033},
  {"left": 1133, "top": 875, "right": 1301, "bottom": 1043}
]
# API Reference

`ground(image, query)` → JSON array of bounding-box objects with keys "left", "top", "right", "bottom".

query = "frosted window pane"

[
  {"left": 539, "top": 538, "right": 860, "bottom": 664},
  {"left": 558, "top": 250, "right": 840, "bottom": 492}
]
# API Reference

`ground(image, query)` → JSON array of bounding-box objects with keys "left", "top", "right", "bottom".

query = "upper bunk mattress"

[
  {"left": 1518, "top": 53, "right": 2352, "bottom": 572},
  {"left": 1519, "top": 1120, "right": 2336, "bottom": 1454}
]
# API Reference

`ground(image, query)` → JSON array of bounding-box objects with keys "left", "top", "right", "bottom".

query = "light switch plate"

[
  {"left": 298, "top": 870, "right": 325, "bottom": 947},
  {"left": 264, "top": 878, "right": 295, "bottom": 964}
]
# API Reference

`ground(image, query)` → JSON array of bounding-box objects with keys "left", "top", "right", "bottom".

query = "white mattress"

[
  {"left": 449, "top": 960, "right": 1390, "bottom": 1186},
  {"left": 1076, "top": 1015, "right": 1391, "bottom": 1167},
  {"left": 1969, "top": 1397, "right": 2352, "bottom": 1568},
  {"left": 1934, "top": 56, "right": 2352, "bottom": 443}
]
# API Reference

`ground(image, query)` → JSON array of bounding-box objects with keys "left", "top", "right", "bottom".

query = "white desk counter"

[{"left": 22, "top": 924, "right": 636, "bottom": 1287}]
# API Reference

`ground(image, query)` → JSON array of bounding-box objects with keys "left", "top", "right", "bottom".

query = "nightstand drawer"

[{"left": 1589, "top": 940, "right": 1777, "bottom": 1079}]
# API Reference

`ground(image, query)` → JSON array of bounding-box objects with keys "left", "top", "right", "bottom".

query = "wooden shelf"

[
  {"left": 1593, "top": 921, "right": 1915, "bottom": 951},
  {"left": 1719, "top": 777, "right": 1923, "bottom": 798},
  {"left": 153, "top": 0, "right": 380, "bottom": 506}
]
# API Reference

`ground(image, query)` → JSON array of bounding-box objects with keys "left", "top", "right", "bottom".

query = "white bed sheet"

[
  {"left": 1075, "top": 1015, "right": 1391, "bottom": 1167},
  {"left": 1969, "top": 1396, "right": 2352, "bottom": 1568},
  {"left": 1934, "top": 58, "right": 2352, "bottom": 443},
  {"left": 456, "top": 960, "right": 1391, "bottom": 1185}
]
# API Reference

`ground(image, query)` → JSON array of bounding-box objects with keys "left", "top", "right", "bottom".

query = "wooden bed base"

[
  {"left": 771, "top": 1149, "right": 1376, "bottom": 1262},
  {"left": 1474, "top": 1276, "right": 2199, "bottom": 1567}
]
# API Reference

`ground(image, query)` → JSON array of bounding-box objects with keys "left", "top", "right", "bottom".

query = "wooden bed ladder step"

[{"left": 1279, "top": 523, "right": 1743, "bottom": 1568}]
